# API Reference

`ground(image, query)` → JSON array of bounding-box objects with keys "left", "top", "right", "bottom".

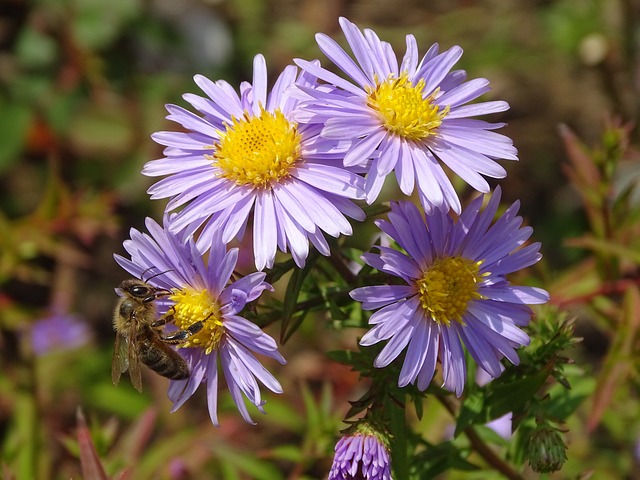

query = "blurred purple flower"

[
  {"left": 350, "top": 187, "right": 549, "bottom": 396},
  {"left": 295, "top": 17, "right": 517, "bottom": 213},
  {"left": 486, "top": 412, "right": 513, "bottom": 440},
  {"left": 144, "top": 54, "right": 365, "bottom": 270},
  {"left": 115, "top": 217, "right": 285, "bottom": 426},
  {"left": 31, "top": 312, "right": 91, "bottom": 356},
  {"left": 329, "top": 432, "right": 391, "bottom": 480}
]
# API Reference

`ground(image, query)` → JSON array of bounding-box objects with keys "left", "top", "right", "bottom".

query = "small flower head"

[
  {"left": 115, "top": 217, "right": 286, "bottom": 426},
  {"left": 145, "top": 54, "right": 365, "bottom": 270},
  {"left": 329, "top": 424, "right": 391, "bottom": 480},
  {"left": 294, "top": 17, "right": 518, "bottom": 214},
  {"left": 350, "top": 187, "right": 549, "bottom": 396}
]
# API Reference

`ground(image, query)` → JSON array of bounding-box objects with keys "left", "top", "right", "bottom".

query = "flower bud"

[{"left": 528, "top": 426, "right": 567, "bottom": 473}]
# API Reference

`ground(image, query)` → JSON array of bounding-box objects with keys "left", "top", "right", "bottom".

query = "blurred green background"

[{"left": 1, "top": 0, "right": 640, "bottom": 478}]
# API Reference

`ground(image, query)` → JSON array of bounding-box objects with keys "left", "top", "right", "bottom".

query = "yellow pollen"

[
  {"left": 168, "top": 287, "right": 224, "bottom": 354},
  {"left": 208, "top": 107, "right": 302, "bottom": 189},
  {"left": 414, "top": 257, "right": 484, "bottom": 326},
  {"left": 366, "top": 73, "right": 448, "bottom": 141}
]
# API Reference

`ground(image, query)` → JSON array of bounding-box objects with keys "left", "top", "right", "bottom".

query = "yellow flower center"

[
  {"left": 366, "top": 73, "right": 448, "bottom": 141},
  {"left": 169, "top": 287, "right": 224, "bottom": 354},
  {"left": 414, "top": 257, "right": 483, "bottom": 325},
  {"left": 208, "top": 107, "right": 302, "bottom": 189}
]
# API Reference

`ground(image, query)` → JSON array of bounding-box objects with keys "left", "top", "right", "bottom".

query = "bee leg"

[
  {"left": 151, "top": 304, "right": 178, "bottom": 328},
  {"left": 161, "top": 320, "right": 205, "bottom": 344},
  {"left": 151, "top": 313, "right": 174, "bottom": 328}
]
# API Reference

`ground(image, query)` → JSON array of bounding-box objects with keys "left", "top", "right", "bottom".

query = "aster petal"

[
  {"left": 337, "top": 17, "right": 378, "bottom": 81},
  {"left": 164, "top": 104, "right": 219, "bottom": 138},
  {"left": 226, "top": 337, "right": 283, "bottom": 394},
  {"left": 429, "top": 141, "right": 491, "bottom": 192},
  {"left": 293, "top": 163, "right": 365, "bottom": 199},
  {"left": 395, "top": 143, "right": 416, "bottom": 195},
  {"left": 267, "top": 64, "right": 298, "bottom": 112},
  {"left": 416, "top": 321, "right": 439, "bottom": 390},
  {"left": 480, "top": 285, "right": 550, "bottom": 304},
  {"left": 284, "top": 181, "right": 353, "bottom": 236},
  {"left": 364, "top": 166, "right": 388, "bottom": 204},
  {"left": 378, "top": 247, "right": 422, "bottom": 280},
  {"left": 466, "top": 303, "right": 530, "bottom": 345},
  {"left": 315, "top": 33, "right": 371, "bottom": 87},
  {"left": 412, "top": 148, "right": 446, "bottom": 209},
  {"left": 458, "top": 321, "right": 504, "bottom": 377},
  {"left": 253, "top": 191, "right": 278, "bottom": 270},
  {"left": 182, "top": 92, "right": 229, "bottom": 123},
  {"left": 192, "top": 75, "right": 243, "bottom": 118},
  {"left": 447, "top": 100, "right": 511, "bottom": 119},
  {"left": 152, "top": 170, "right": 219, "bottom": 207},
  {"left": 152, "top": 130, "right": 213, "bottom": 150},
  {"left": 437, "top": 78, "right": 491, "bottom": 108},
  {"left": 228, "top": 272, "right": 271, "bottom": 303},
  {"left": 344, "top": 129, "right": 387, "bottom": 167},
  {"left": 219, "top": 193, "right": 256, "bottom": 244},
  {"left": 294, "top": 58, "right": 364, "bottom": 96},
  {"left": 168, "top": 184, "right": 251, "bottom": 232},
  {"left": 400, "top": 34, "right": 418, "bottom": 75},
  {"left": 307, "top": 226, "right": 331, "bottom": 256},
  {"left": 322, "top": 116, "right": 383, "bottom": 139},
  {"left": 363, "top": 27, "right": 395, "bottom": 77},
  {"left": 438, "top": 125, "right": 518, "bottom": 160},
  {"left": 471, "top": 299, "right": 533, "bottom": 327},
  {"left": 251, "top": 54, "right": 268, "bottom": 114},
  {"left": 374, "top": 314, "right": 416, "bottom": 368},
  {"left": 384, "top": 201, "right": 431, "bottom": 263},
  {"left": 468, "top": 317, "right": 525, "bottom": 364},
  {"left": 440, "top": 324, "right": 466, "bottom": 397},
  {"left": 271, "top": 184, "right": 317, "bottom": 233},
  {"left": 273, "top": 198, "right": 310, "bottom": 267},
  {"left": 350, "top": 284, "right": 415, "bottom": 310},
  {"left": 398, "top": 309, "right": 430, "bottom": 387},
  {"left": 326, "top": 192, "right": 366, "bottom": 221},
  {"left": 219, "top": 345, "right": 256, "bottom": 425},
  {"left": 205, "top": 351, "right": 220, "bottom": 426},
  {"left": 143, "top": 154, "right": 213, "bottom": 177},
  {"left": 210, "top": 246, "right": 237, "bottom": 295},
  {"left": 224, "top": 315, "right": 286, "bottom": 362},
  {"left": 489, "top": 243, "right": 543, "bottom": 275},
  {"left": 419, "top": 46, "right": 463, "bottom": 96},
  {"left": 361, "top": 298, "right": 419, "bottom": 344},
  {"left": 376, "top": 135, "right": 401, "bottom": 176},
  {"left": 169, "top": 349, "right": 206, "bottom": 411}
]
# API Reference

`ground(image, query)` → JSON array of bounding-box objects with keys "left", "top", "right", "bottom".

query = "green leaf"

[
  {"left": 0, "top": 102, "right": 32, "bottom": 172},
  {"left": 15, "top": 26, "right": 58, "bottom": 68},
  {"left": 455, "top": 364, "right": 552, "bottom": 437},
  {"left": 280, "top": 252, "right": 318, "bottom": 343}
]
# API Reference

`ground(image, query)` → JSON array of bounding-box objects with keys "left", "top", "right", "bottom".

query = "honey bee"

[{"left": 112, "top": 278, "right": 203, "bottom": 392}]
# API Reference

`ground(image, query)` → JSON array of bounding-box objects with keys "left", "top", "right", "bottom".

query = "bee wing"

[
  {"left": 111, "top": 332, "right": 129, "bottom": 385},
  {"left": 127, "top": 325, "right": 143, "bottom": 393}
]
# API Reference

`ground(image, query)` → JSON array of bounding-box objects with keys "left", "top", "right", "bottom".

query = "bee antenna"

[{"left": 141, "top": 267, "right": 174, "bottom": 283}]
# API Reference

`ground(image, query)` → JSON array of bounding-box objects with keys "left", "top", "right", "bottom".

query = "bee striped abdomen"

[{"left": 139, "top": 335, "right": 189, "bottom": 380}]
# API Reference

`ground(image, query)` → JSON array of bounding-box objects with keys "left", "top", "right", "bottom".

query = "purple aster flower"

[
  {"left": 329, "top": 431, "right": 391, "bottom": 480},
  {"left": 350, "top": 187, "right": 549, "bottom": 396},
  {"left": 30, "top": 312, "right": 91, "bottom": 355},
  {"left": 114, "top": 217, "right": 285, "bottom": 426},
  {"left": 144, "top": 54, "right": 366, "bottom": 271},
  {"left": 294, "top": 17, "right": 518, "bottom": 214}
]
